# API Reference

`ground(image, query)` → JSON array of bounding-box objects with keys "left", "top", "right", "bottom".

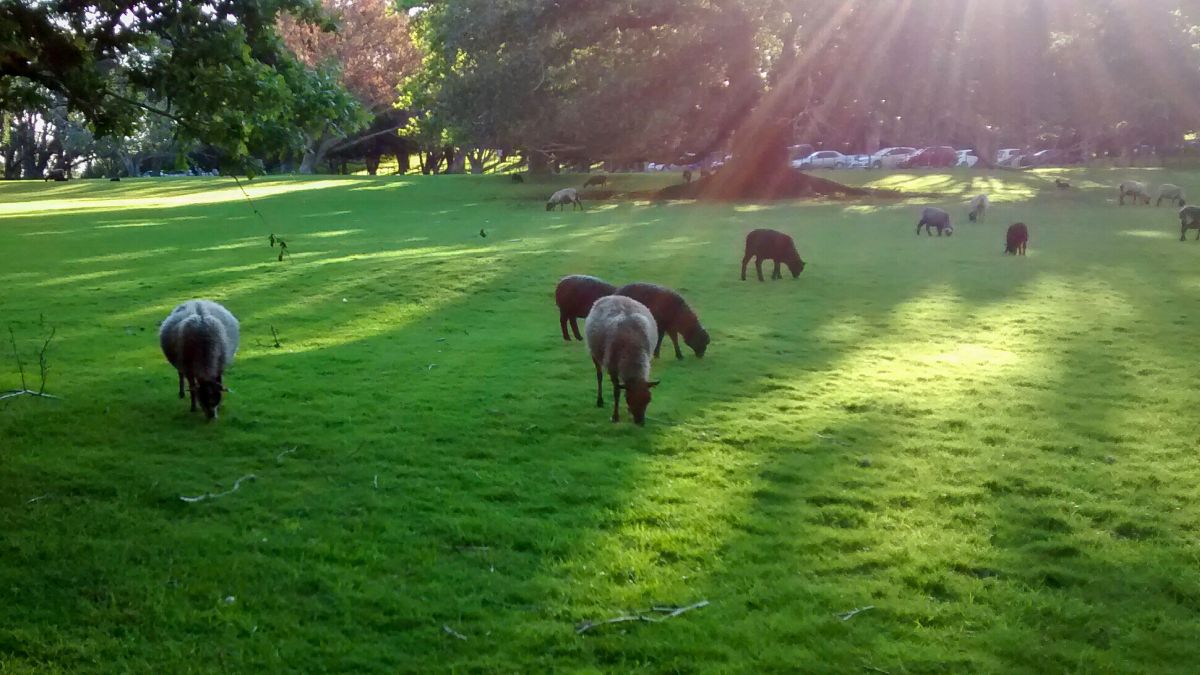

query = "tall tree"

[
  {"left": 280, "top": 0, "right": 420, "bottom": 173},
  {"left": 0, "top": 0, "right": 362, "bottom": 174}
]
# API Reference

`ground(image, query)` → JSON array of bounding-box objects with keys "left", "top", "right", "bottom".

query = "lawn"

[{"left": 2, "top": 168, "right": 1199, "bottom": 673}]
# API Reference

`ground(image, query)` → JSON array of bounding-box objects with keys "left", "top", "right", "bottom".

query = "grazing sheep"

[
  {"left": 1118, "top": 180, "right": 1150, "bottom": 206},
  {"left": 582, "top": 175, "right": 608, "bottom": 188},
  {"left": 44, "top": 169, "right": 67, "bottom": 182},
  {"left": 1156, "top": 183, "right": 1186, "bottom": 207},
  {"left": 1055, "top": 178, "right": 1071, "bottom": 189},
  {"left": 584, "top": 296, "right": 660, "bottom": 425},
  {"left": 615, "top": 282, "right": 710, "bottom": 360},
  {"left": 546, "top": 187, "right": 583, "bottom": 211},
  {"left": 968, "top": 194, "right": 989, "bottom": 222},
  {"left": 917, "top": 207, "right": 953, "bottom": 236},
  {"left": 683, "top": 169, "right": 693, "bottom": 184},
  {"left": 555, "top": 275, "right": 617, "bottom": 341},
  {"left": 1179, "top": 205, "right": 1200, "bottom": 241},
  {"left": 1004, "top": 223, "right": 1029, "bottom": 255},
  {"left": 159, "top": 300, "right": 240, "bottom": 420},
  {"left": 741, "top": 228, "right": 806, "bottom": 281},
  {"left": 510, "top": 173, "right": 524, "bottom": 183}
]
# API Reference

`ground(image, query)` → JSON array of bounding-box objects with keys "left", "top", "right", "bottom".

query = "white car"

[
  {"left": 847, "top": 154, "right": 871, "bottom": 169},
  {"left": 792, "top": 150, "right": 848, "bottom": 169},
  {"left": 996, "top": 148, "right": 1022, "bottom": 166},
  {"left": 956, "top": 150, "right": 979, "bottom": 168},
  {"left": 870, "top": 147, "right": 917, "bottom": 169}
]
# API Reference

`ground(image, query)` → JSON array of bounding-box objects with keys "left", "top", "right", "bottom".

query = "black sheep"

[
  {"left": 917, "top": 207, "right": 953, "bottom": 236},
  {"left": 555, "top": 275, "right": 616, "bottom": 341},
  {"left": 510, "top": 173, "right": 525, "bottom": 183},
  {"left": 741, "top": 228, "right": 806, "bottom": 281},
  {"left": 1004, "top": 223, "right": 1029, "bottom": 255},
  {"left": 583, "top": 175, "right": 608, "bottom": 188},
  {"left": 614, "top": 282, "right": 709, "bottom": 359},
  {"left": 44, "top": 169, "right": 67, "bottom": 182}
]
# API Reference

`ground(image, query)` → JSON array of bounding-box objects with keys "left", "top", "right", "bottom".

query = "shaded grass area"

[{"left": 2, "top": 170, "right": 1200, "bottom": 672}]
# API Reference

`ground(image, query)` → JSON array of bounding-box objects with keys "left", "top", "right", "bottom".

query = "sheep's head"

[
  {"left": 786, "top": 257, "right": 806, "bottom": 278},
  {"left": 944, "top": 225, "right": 954, "bottom": 236},
  {"left": 196, "top": 379, "right": 225, "bottom": 420},
  {"left": 545, "top": 201, "right": 555, "bottom": 211},
  {"left": 686, "top": 327, "right": 711, "bottom": 358},
  {"left": 968, "top": 211, "right": 978, "bottom": 222},
  {"left": 623, "top": 380, "right": 660, "bottom": 425}
]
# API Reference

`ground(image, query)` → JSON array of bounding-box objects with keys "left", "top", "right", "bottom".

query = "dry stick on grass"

[
  {"left": 442, "top": 625, "right": 468, "bottom": 641},
  {"left": 270, "top": 325, "right": 282, "bottom": 348},
  {"left": 276, "top": 447, "right": 297, "bottom": 462},
  {"left": 862, "top": 666, "right": 890, "bottom": 675},
  {"left": 575, "top": 600, "right": 710, "bottom": 634},
  {"left": 26, "top": 494, "right": 50, "bottom": 504},
  {"left": 180, "top": 474, "right": 257, "bottom": 503},
  {"left": 837, "top": 605, "right": 875, "bottom": 621},
  {"left": 1, "top": 325, "right": 60, "bottom": 401}
]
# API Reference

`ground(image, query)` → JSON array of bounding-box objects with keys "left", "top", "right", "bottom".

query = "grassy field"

[{"left": 2, "top": 167, "right": 1200, "bottom": 672}]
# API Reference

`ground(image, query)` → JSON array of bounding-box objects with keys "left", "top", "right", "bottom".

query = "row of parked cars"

[
  {"left": 791, "top": 146, "right": 1082, "bottom": 170},
  {"left": 791, "top": 146, "right": 976, "bottom": 170}
]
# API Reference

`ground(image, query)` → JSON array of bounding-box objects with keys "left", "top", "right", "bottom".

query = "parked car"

[
  {"left": 901, "top": 146, "right": 958, "bottom": 168},
  {"left": 792, "top": 150, "right": 848, "bottom": 169},
  {"left": 870, "top": 146, "right": 917, "bottom": 169},
  {"left": 956, "top": 149, "right": 979, "bottom": 168},
  {"left": 1028, "top": 149, "right": 1081, "bottom": 167},
  {"left": 996, "top": 148, "right": 1023, "bottom": 166},
  {"left": 847, "top": 154, "right": 871, "bottom": 169}
]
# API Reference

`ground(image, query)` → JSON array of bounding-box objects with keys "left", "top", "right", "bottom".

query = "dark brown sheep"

[
  {"left": 44, "top": 169, "right": 67, "bottom": 182},
  {"left": 555, "top": 275, "right": 617, "bottom": 341},
  {"left": 1004, "top": 223, "right": 1029, "bottom": 255},
  {"left": 1180, "top": 206, "right": 1200, "bottom": 241},
  {"left": 741, "top": 228, "right": 806, "bottom": 281},
  {"left": 614, "top": 282, "right": 709, "bottom": 359},
  {"left": 510, "top": 173, "right": 524, "bottom": 183},
  {"left": 583, "top": 175, "right": 608, "bottom": 188}
]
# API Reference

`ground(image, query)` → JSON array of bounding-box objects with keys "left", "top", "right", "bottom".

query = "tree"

[
  {"left": 280, "top": 0, "right": 420, "bottom": 173},
  {"left": 0, "top": 0, "right": 362, "bottom": 174}
]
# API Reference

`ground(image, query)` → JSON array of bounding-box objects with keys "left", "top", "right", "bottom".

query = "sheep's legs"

[
  {"left": 571, "top": 317, "right": 584, "bottom": 340},
  {"left": 669, "top": 332, "right": 684, "bottom": 360},
  {"left": 186, "top": 375, "right": 198, "bottom": 412},
  {"left": 653, "top": 331, "right": 665, "bottom": 358},
  {"left": 560, "top": 313, "right": 574, "bottom": 341},
  {"left": 754, "top": 258, "right": 765, "bottom": 282},
  {"left": 740, "top": 253, "right": 752, "bottom": 281},
  {"left": 609, "top": 373, "right": 622, "bottom": 423},
  {"left": 593, "top": 360, "right": 604, "bottom": 408},
  {"left": 772, "top": 261, "right": 782, "bottom": 279},
  {"left": 177, "top": 372, "right": 185, "bottom": 399}
]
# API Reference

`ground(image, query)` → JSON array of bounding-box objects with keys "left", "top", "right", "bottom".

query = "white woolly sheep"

[
  {"left": 968, "top": 194, "right": 989, "bottom": 222},
  {"left": 1180, "top": 205, "right": 1200, "bottom": 241},
  {"left": 1119, "top": 180, "right": 1150, "bottom": 206},
  {"left": 584, "top": 295, "right": 660, "bottom": 425},
  {"left": 159, "top": 299, "right": 240, "bottom": 419},
  {"left": 546, "top": 187, "right": 583, "bottom": 211},
  {"left": 1157, "top": 183, "right": 1186, "bottom": 207}
]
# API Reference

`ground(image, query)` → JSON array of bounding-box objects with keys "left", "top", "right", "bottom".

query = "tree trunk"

[
  {"left": 397, "top": 152, "right": 410, "bottom": 174},
  {"left": 446, "top": 146, "right": 466, "bottom": 174},
  {"left": 467, "top": 148, "right": 487, "bottom": 174},
  {"left": 528, "top": 150, "right": 551, "bottom": 175},
  {"left": 299, "top": 131, "right": 340, "bottom": 174},
  {"left": 365, "top": 154, "right": 380, "bottom": 175}
]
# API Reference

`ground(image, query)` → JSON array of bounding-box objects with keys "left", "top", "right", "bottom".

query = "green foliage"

[
  {"left": 0, "top": 0, "right": 362, "bottom": 175},
  {"left": 3, "top": 170, "right": 1200, "bottom": 670}
]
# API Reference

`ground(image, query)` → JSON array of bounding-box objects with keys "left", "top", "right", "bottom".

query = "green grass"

[{"left": 2, "top": 168, "right": 1199, "bottom": 672}]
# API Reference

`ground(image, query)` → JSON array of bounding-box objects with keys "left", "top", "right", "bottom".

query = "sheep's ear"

[{"left": 648, "top": 380, "right": 661, "bottom": 388}]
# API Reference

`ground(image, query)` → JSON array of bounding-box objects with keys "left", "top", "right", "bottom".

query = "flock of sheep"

[{"left": 153, "top": 174, "right": 1196, "bottom": 424}]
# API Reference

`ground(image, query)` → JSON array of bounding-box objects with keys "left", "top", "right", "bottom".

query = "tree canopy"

[{"left": 0, "top": 0, "right": 361, "bottom": 174}]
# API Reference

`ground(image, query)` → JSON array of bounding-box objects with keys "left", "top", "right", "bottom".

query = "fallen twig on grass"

[
  {"left": 862, "top": 666, "right": 890, "bottom": 674},
  {"left": 269, "top": 325, "right": 282, "bottom": 348},
  {"left": 180, "top": 474, "right": 257, "bottom": 503},
  {"left": 25, "top": 494, "right": 50, "bottom": 504},
  {"left": 815, "top": 433, "right": 849, "bottom": 445},
  {"left": 575, "top": 600, "right": 710, "bottom": 634},
  {"left": 276, "top": 447, "right": 297, "bottom": 462},
  {"left": 837, "top": 605, "right": 875, "bottom": 621},
  {"left": 373, "top": 474, "right": 379, "bottom": 489},
  {"left": 443, "top": 625, "right": 469, "bottom": 641}
]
